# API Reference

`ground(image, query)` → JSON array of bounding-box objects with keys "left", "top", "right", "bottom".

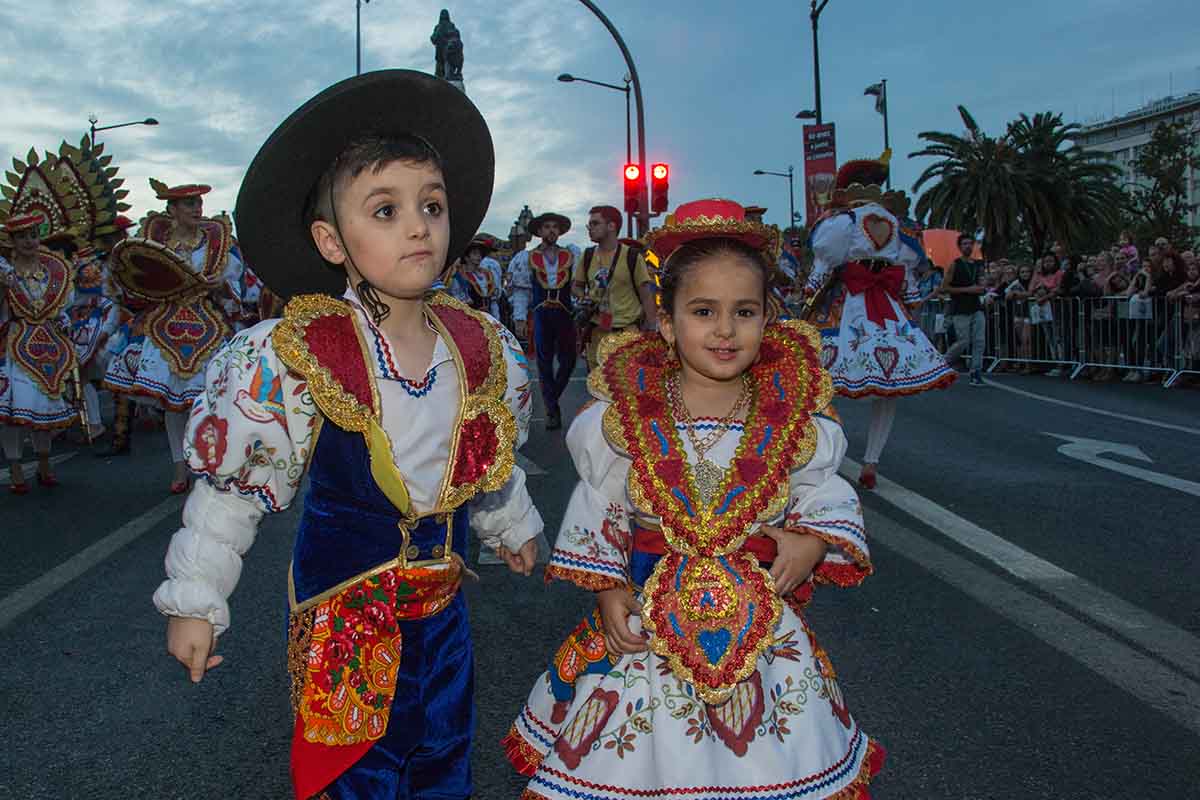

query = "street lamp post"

[
  {"left": 753, "top": 167, "right": 796, "bottom": 231},
  {"left": 575, "top": 0, "right": 649, "bottom": 236},
  {"left": 810, "top": 0, "right": 832, "bottom": 125},
  {"left": 557, "top": 72, "right": 634, "bottom": 236},
  {"left": 356, "top": 0, "right": 372, "bottom": 75},
  {"left": 88, "top": 115, "right": 159, "bottom": 147}
]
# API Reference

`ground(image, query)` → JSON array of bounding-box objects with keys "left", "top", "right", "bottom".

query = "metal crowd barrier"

[{"left": 913, "top": 294, "right": 1199, "bottom": 387}]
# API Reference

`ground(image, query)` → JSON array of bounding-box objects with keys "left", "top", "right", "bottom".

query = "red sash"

[{"left": 842, "top": 262, "right": 904, "bottom": 327}]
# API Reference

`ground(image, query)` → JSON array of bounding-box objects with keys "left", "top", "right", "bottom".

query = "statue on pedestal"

[{"left": 431, "top": 10, "right": 463, "bottom": 84}]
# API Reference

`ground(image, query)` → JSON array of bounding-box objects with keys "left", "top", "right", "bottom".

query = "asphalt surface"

[{"left": 0, "top": 368, "right": 1197, "bottom": 798}]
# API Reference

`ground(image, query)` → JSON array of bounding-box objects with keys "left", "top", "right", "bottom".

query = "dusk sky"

[{"left": 2, "top": 0, "right": 1196, "bottom": 249}]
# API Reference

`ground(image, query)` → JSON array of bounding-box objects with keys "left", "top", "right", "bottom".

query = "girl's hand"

[
  {"left": 761, "top": 525, "right": 828, "bottom": 596},
  {"left": 497, "top": 538, "right": 539, "bottom": 577},
  {"left": 597, "top": 587, "right": 649, "bottom": 655}
]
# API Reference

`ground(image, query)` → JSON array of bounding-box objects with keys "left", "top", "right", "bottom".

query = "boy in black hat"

[
  {"left": 508, "top": 212, "right": 579, "bottom": 430},
  {"left": 154, "top": 70, "right": 543, "bottom": 800}
]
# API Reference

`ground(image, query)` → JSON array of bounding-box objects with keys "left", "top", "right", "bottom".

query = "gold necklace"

[{"left": 667, "top": 371, "right": 751, "bottom": 507}]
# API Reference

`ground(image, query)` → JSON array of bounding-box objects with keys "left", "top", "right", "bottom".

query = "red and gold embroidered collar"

[
  {"left": 592, "top": 321, "right": 831, "bottom": 556},
  {"left": 529, "top": 248, "right": 573, "bottom": 290},
  {"left": 5, "top": 251, "right": 73, "bottom": 323},
  {"left": 140, "top": 211, "right": 233, "bottom": 282},
  {"left": 590, "top": 322, "right": 832, "bottom": 704},
  {"left": 272, "top": 293, "right": 515, "bottom": 523}
]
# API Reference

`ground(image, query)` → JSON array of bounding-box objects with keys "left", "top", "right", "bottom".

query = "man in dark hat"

[
  {"left": 155, "top": 70, "right": 543, "bottom": 800},
  {"left": 509, "top": 211, "right": 579, "bottom": 430}
]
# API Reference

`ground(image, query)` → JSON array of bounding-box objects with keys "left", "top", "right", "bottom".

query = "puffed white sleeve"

[
  {"left": 543, "top": 400, "right": 633, "bottom": 591},
  {"left": 784, "top": 412, "right": 872, "bottom": 588},
  {"left": 152, "top": 319, "right": 319, "bottom": 634},
  {"left": 805, "top": 213, "right": 852, "bottom": 293},
  {"left": 509, "top": 251, "right": 532, "bottom": 322},
  {"left": 469, "top": 319, "right": 544, "bottom": 553}
]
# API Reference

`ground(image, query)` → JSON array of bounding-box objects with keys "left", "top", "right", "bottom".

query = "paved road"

[{"left": 1, "top": 370, "right": 1197, "bottom": 798}]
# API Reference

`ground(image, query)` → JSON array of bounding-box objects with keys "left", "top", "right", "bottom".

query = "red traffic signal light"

[
  {"left": 623, "top": 163, "right": 641, "bottom": 214},
  {"left": 651, "top": 162, "right": 670, "bottom": 214}
]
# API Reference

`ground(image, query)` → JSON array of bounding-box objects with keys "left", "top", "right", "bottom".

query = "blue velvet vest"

[{"left": 291, "top": 420, "right": 469, "bottom": 608}]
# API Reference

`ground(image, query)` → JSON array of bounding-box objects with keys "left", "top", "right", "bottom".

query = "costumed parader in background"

[
  {"left": 93, "top": 213, "right": 139, "bottom": 456},
  {"left": 572, "top": 204, "right": 657, "bottom": 370},
  {"left": 509, "top": 211, "right": 581, "bottom": 430},
  {"left": 0, "top": 213, "right": 79, "bottom": 494},
  {"left": 804, "top": 154, "right": 955, "bottom": 489},
  {"left": 155, "top": 69, "right": 542, "bottom": 800},
  {"left": 68, "top": 243, "right": 119, "bottom": 441},
  {"left": 505, "top": 198, "right": 883, "bottom": 799},
  {"left": 102, "top": 180, "right": 246, "bottom": 494},
  {"left": 449, "top": 233, "right": 502, "bottom": 317}
]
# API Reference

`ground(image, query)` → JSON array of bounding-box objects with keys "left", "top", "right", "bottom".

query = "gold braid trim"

[
  {"left": 543, "top": 564, "right": 627, "bottom": 592},
  {"left": 272, "top": 294, "right": 375, "bottom": 434}
]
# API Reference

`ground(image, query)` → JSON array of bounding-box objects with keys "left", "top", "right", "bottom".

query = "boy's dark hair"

[
  {"left": 304, "top": 133, "right": 443, "bottom": 228},
  {"left": 589, "top": 205, "right": 622, "bottom": 230},
  {"left": 303, "top": 133, "right": 443, "bottom": 324},
  {"left": 659, "top": 237, "right": 770, "bottom": 315}
]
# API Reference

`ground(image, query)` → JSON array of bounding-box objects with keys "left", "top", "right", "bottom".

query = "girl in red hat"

[
  {"left": 0, "top": 212, "right": 80, "bottom": 493},
  {"left": 505, "top": 198, "right": 883, "bottom": 799}
]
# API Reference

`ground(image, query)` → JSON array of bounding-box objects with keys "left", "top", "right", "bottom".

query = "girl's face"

[
  {"left": 659, "top": 254, "right": 766, "bottom": 385},
  {"left": 312, "top": 159, "right": 450, "bottom": 301},
  {"left": 11, "top": 228, "right": 39, "bottom": 256},
  {"left": 1019, "top": 265, "right": 1033, "bottom": 282}
]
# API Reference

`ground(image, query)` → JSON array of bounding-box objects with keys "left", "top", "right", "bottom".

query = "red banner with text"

[{"left": 802, "top": 124, "right": 837, "bottom": 226}]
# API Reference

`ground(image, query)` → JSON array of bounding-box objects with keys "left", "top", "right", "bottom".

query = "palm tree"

[
  {"left": 909, "top": 106, "right": 1025, "bottom": 259},
  {"left": 1007, "top": 112, "right": 1124, "bottom": 256}
]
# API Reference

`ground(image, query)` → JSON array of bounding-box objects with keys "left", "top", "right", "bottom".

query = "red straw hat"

[
  {"left": 2, "top": 212, "right": 45, "bottom": 234},
  {"left": 112, "top": 215, "right": 136, "bottom": 230},
  {"left": 644, "top": 198, "right": 779, "bottom": 265},
  {"left": 150, "top": 178, "right": 212, "bottom": 201}
]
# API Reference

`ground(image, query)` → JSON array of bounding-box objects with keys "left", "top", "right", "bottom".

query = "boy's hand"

[
  {"left": 497, "top": 538, "right": 539, "bottom": 576},
  {"left": 597, "top": 587, "right": 649, "bottom": 655},
  {"left": 167, "top": 616, "right": 224, "bottom": 683},
  {"left": 761, "top": 525, "right": 828, "bottom": 596}
]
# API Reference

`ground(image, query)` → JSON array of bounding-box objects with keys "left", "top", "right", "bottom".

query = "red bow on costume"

[{"left": 842, "top": 262, "right": 904, "bottom": 327}]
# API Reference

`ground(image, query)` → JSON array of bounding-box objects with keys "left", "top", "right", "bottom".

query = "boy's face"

[{"left": 313, "top": 159, "right": 450, "bottom": 300}]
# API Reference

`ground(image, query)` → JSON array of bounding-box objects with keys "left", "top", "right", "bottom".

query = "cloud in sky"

[{"left": 1, "top": 0, "right": 1198, "bottom": 255}]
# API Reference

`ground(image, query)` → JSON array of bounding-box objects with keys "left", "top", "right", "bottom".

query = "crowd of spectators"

[{"left": 912, "top": 233, "right": 1200, "bottom": 385}]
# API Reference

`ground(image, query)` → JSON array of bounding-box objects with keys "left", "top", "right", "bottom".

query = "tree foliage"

[
  {"left": 1124, "top": 120, "right": 1199, "bottom": 248},
  {"left": 909, "top": 107, "right": 1125, "bottom": 259}
]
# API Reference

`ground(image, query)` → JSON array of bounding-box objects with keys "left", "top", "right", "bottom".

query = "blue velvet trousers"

[{"left": 323, "top": 594, "right": 474, "bottom": 800}]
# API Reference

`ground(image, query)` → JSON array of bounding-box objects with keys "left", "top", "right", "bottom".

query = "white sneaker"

[{"left": 1046, "top": 368, "right": 1063, "bottom": 378}]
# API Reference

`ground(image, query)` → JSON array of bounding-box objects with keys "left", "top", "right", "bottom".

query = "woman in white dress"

[
  {"left": 102, "top": 181, "right": 245, "bottom": 493},
  {"left": 0, "top": 212, "right": 79, "bottom": 493}
]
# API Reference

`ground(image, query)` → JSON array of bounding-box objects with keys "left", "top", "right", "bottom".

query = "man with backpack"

[{"left": 573, "top": 205, "right": 658, "bottom": 369}]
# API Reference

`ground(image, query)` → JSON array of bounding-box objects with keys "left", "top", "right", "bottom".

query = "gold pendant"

[{"left": 693, "top": 458, "right": 725, "bottom": 508}]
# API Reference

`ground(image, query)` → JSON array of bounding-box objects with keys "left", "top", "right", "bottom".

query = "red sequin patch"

[
  {"left": 303, "top": 313, "right": 375, "bottom": 413},
  {"left": 452, "top": 413, "right": 499, "bottom": 486}
]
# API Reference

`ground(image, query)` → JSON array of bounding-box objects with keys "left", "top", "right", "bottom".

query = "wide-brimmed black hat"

[
  {"left": 528, "top": 212, "right": 571, "bottom": 238},
  {"left": 235, "top": 69, "right": 494, "bottom": 299}
]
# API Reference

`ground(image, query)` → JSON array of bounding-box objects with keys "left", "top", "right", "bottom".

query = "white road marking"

[
  {"left": 1045, "top": 433, "right": 1200, "bottom": 498},
  {"left": 0, "top": 494, "right": 184, "bottom": 629},
  {"left": 863, "top": 507, "right": 1200, "bottom": 736},
  {"left": 841, "top": 456, "right": 1200, "bottom": 682},
  {"left": 0, "top": 453, "right": 77, "bottom": 485},
  {"left": 983, "top": 378, "right": 1200, "bottom": 436},
  {"left": 516, "top": 452, "right": 547, "bottom": 476}
]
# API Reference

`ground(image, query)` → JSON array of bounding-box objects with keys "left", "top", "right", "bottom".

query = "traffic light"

[
  {"left": 651, "top": 163, "right": 670, "bottom": 214},
  {"left": 623, "top": 163, "right": 641, "bottom": 214}
]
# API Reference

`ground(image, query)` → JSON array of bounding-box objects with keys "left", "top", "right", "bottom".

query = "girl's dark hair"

[
  {"left": 659, "top": 237, "right": 772, "bottom": 315},
  {"left": 303, "top": 133, "right": 443, "bottom": 325}
]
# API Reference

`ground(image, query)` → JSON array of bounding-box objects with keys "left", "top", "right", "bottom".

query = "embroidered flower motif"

[{"left": 192, "top": 414, "right": 228, "bottom": 473}]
